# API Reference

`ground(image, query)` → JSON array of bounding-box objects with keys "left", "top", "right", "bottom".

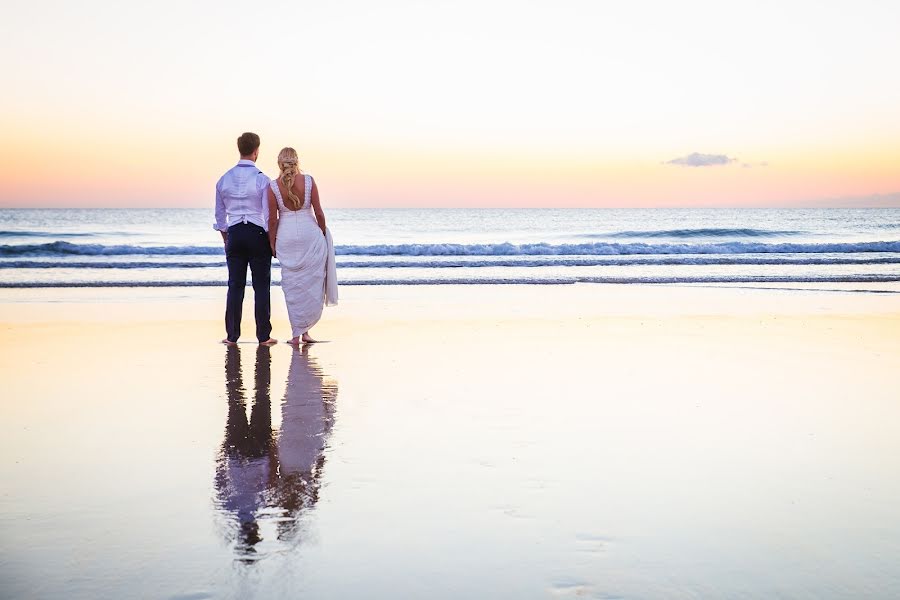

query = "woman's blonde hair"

[{"left": 277, "top": 147, "right": 303, "bottom": 210}]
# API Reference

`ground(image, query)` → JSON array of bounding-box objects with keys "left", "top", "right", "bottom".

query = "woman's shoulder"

[{"left": 284, "top": 173, "right": 309, "bottom": 196}]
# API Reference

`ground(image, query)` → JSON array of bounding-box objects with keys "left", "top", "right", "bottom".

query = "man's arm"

[
  {"left": 214, "top": 179, "right": 228, "bottom": 244},
  {"left": 257, "top": 172, "right": 271, "bottom": 231}
]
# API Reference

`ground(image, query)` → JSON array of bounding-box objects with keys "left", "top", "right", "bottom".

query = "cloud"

[{"left": 666, "top": 153, "right": 737, "bottom": 167}]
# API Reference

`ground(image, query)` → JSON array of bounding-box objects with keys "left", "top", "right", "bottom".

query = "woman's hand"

[{"left": 270, "top": 240, "right": 277, "bottom": 258}]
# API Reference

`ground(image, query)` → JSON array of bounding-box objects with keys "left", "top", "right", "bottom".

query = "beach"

[
  {"left": 2, "top": 284, "right": 899, "bottom": 599},
  {"left": 6, "top": 0, "right": 900, "bottom": 595}
]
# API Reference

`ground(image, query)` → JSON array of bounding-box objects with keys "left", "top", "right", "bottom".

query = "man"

[{"left": 214, "top": 132, "right": 277, "bottom": 346}]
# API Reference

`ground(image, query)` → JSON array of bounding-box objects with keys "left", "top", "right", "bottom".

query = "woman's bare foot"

[
  {"left": 301, "top": 333, "right": 318, "bottom": 344},
  {"left": 288, "top": 337, "right": 301, "bottom": 346},
  {"left": 221, "top": 338, "right": 237, "bottom": 347},
  {"left": 259, "top": 338, "right": 278, "bottom": 346}
]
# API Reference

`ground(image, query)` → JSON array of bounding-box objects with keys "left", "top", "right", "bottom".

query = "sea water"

[{"left": 1, "top": 207, "right": 899, "bottom": 288}]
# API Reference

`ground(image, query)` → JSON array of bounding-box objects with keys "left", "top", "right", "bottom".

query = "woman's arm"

[
  {"left": 310, "top": 179, "right": 326, "bottom": 235},
  {"left": 266, "top": 187, "right": 278, "bottom": 256}
]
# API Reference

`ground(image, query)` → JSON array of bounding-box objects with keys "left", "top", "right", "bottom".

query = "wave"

[
  {"left": 338, "top": 256, "right": 900, "bottom": 268},
  {"left": 3, "top": 240, "right": 900, "bottom": 258},
  {"left": 0, "top": 231, "right": 97, "bottom": 238},
  {"left": 0, "top": 242, "right": 224, "bottom": 257},
  {"left": 337, "top": 241, "right": 900, "bottom": 256},
  {"left": 601, "top": 228, "right": 804, "bottom": 238},
  {"left": 0, "top": 260, "right": 228, "bottom": 269},
  {"left": 3, "top": 256, "right": 900, "bottom": 270},
  {"left": 2, "top": 275, "right": 899, "bottom": 288}
]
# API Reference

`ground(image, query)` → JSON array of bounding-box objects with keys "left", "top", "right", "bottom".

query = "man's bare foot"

[
  {"left": 259, "top": 338, "right": 278, "bottom": 346},
  {"left": 221, "top": 338, "right": 237, "bottom": 347},
  {"left": 301, "top": 334, "right": 318, "bottom": 344}
]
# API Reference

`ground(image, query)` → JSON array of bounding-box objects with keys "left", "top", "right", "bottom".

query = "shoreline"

[
  {"left": 1, "top": 281, "right": 898, "bottom": 317},
  {"left": 2, "top": 277, "right": 900, "bottom": 289}
]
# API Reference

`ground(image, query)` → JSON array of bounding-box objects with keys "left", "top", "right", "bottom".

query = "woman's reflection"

[{"left": 215, "top": 345, "right": 337, "bottom": 560}]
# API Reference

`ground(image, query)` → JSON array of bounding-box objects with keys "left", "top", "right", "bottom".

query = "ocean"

[{"left": 1, "top": 207, "right": 899, "bottom": 289}]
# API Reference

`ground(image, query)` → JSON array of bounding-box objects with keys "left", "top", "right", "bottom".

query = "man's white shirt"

[{"left": 214, "top": 160, "right": 271, "bottom": 232}]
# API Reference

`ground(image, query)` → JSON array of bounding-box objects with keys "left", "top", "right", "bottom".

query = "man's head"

[{"left": 237, "top": 132, "right": 261, "bottom": 161}]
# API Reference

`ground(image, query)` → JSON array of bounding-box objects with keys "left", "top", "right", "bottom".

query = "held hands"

[{"left": 268, "top": 231, "right": 277, "bottom": 258}]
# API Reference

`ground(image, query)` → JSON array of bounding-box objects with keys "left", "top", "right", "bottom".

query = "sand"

[{"left": 1, "top": 284, "right": 899, "bottom": 599}]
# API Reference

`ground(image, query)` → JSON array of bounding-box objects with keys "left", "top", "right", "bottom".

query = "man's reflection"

[{"left": 214, "top": 345, "right": 337, "bottom": 560}]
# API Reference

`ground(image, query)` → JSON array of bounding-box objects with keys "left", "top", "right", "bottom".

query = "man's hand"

[{"left": 220, "top": 230, "right": 228, "bottom": 246}]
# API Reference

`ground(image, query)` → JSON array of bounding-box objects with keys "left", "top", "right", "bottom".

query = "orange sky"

[{"left": 2, "top": 0, "right": 899, "bottom": 208}]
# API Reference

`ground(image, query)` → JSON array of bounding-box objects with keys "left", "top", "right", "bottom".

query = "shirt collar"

[{"left": 236, "top": 159, "right": 256, "bottom": 167}]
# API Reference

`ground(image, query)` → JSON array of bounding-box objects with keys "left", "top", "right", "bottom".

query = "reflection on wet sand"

[{"left": 214, "top": 345, "right": 337, "bottom": 561}]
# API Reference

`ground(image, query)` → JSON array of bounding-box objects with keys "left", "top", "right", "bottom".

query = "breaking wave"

[
  {"left": 2, "top": 256, "right": 900, "bottom": 270},
  {"left": 2, "top": 274, "right": 899, "bottom": 288},
  {"left": 4, "top": 240, "right": 899, "bottom": 258}
]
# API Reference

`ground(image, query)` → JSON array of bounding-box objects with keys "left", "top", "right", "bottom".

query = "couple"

[{"left": 214, "top": 132, "right": 337, "bottom": 346}]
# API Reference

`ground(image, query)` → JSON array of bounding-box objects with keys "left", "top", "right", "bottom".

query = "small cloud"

[
  {"left": 666, "top": 152, "right": 737, "bottom": 167},
  {"left": 742, "top": 161, "right": 769, "bottom": 168}
]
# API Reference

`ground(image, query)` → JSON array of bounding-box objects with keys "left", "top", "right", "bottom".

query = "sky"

[{"left": 1, "top": 0, "right": 899, "bottom": 208}]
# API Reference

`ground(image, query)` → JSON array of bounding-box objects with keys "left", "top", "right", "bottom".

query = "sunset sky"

[{"left": 2, "top": 0, "right": 899, "bottom": 208}]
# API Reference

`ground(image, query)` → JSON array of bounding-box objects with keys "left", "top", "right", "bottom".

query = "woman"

[{"left": 267, "top": 147, "right": 337, "bottom": 345}]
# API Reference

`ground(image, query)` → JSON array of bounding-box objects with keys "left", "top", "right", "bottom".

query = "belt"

[{"left": 228, "top": 221, "right": 263, "bottom": 230}]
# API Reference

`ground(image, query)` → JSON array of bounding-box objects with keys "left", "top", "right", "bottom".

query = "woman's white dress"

[{"left": 271, "top": 175, "right": 337, "bottom": 338}]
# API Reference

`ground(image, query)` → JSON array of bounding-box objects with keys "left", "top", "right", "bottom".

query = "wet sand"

[{"left": 1, "top": 285, "right": 899, "bottom": 599}]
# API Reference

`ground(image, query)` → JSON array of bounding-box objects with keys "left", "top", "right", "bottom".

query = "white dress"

[{"left": 271, "top": 175, "right": 337, "bottom": 338}]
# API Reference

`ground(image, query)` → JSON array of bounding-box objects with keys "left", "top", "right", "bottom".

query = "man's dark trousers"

[{"left": 224, "top": 222, "right": 272, "bottom": 343}]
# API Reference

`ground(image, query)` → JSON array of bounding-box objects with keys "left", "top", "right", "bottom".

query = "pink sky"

[{"left": 2, "top": 1, "right": 899, "bottom": 208}]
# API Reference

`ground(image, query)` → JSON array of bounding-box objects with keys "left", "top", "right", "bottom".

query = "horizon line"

[{"left": 1, "top": 203, "right": 899, "bottom": 210}]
